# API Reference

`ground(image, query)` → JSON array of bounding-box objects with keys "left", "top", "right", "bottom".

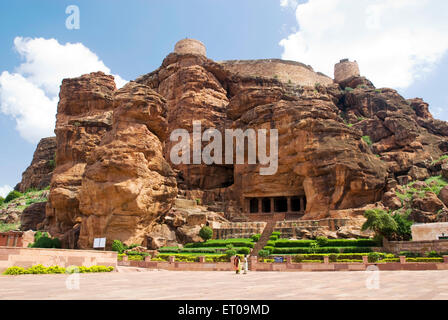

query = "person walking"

[
  {"left": 234, "top": 255, "right": 241, "bottom": 274},
  {"left": 243, "top": 255, "right": 248, "bottom": 274}
]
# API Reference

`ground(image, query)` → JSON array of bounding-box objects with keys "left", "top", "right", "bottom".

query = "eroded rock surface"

[{"left": 15, "top": 137, "right": 56, "bottom": 193}]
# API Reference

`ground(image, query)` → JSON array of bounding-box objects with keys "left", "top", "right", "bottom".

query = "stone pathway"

[{"left": 1, "top": 269, "right": 448, "bottom": 300}]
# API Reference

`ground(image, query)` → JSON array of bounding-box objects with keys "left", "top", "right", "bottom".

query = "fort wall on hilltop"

[{"left": 219, "top": 59, "right": 333, "bottom": 86}]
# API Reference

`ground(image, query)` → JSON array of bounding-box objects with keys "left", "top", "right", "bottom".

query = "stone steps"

[{"left": 251, "top": 220, "right": 276, "bottom": 257}]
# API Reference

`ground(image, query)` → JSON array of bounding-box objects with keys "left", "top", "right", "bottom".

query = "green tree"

[
  {"left": 111, "top": 240, "right": 126, "bottom": 254},
  {"left": 392, "top": 212, "right": 413, "bottom": 241},
  {"left": 199, "top": 226, "right": 213, "bottom": 241},
  {"left": 0, "top": 197, "right": 4, "bottom": 206},
  {"left": 4, "top": 190, "right": 23, "bottom": 203},
  {"left": 362, "top": 209, "right": 398, "bottom": 240}
]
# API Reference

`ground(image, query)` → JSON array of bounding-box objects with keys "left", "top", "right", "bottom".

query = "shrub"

[
  {"left": 264, "top": 246, "right": 275, "bottom": 254},
  {"left": 158, "top": 246, "right": 180, "bottom": 253},
  {"left": 199, "top": 226, "right": 213, "bottom": 241},
  {"left": 258, "top": 249, "right": 270, "bottom": 258},
  {"left": 362, "top": 135, "right": 373, "bottom": 146},
  {"left": 316, "top": 236, "right": 329, "bottom": 247},
  {"left": 184, "top": 239, "right": 254, "bottom": 248},
  {"left": 30, "top": 234, "right": 61, "bottom": 249},
  {"left": 399, "top": 251, "right": 421, "bottom": 258},
  {"left": 127, "top": 255, "right": 144, "bottom": 261},
  {"left": 340, "top": 247, "right": 372, "bottom": 254},
  {"left": 251, "top": 234, "right": 261, "bottom": 242},
  {"left": 329, "top": 254, "right": 337, "bottom": 263},
  {"left": 368, "top": 252, "right": 381, "bottom": 263},
  {"left": 179, "top": 248, "right": 217, "bottom": 254},
  {"left": 292, "top": 255, "right": 305, "bottom": 262},
  {"left": 126, "top": 251, "right": 149, "bottom": 257},
  {"left": 0, "top": 197, "right": 4, "bottom": 206},
  {"left": 3, "top": 266, "right": 27, "bottom": 275},
  {"left": 345, "top": 87, "right": 354, "bottom": 92},
  {"left": 426, "top": 250, "right": 440, "bottom": 258},
  {"left": 3, "top": 265, "right": 113, "bottom": 275},
  {"left": 237, "top": 247, "right": 251, "bottom": 255},
  {"left": 4, "top": 190, "right": 23, "bottom": 203},
  {"left": 273, "top": 240, "right": 314, "bottom": 247},
  {"left": 225, "top": 249, "right": 237, "bottom": 258},
  {"left": 392, "top": 213, "right": 412, "bottom": 241},
  {"left": 269, "top": 235, "right": 278, "bottom": 241},
  {"left": 407, "top": 257, "right": 443, "bottom": 263},
  {"left": 271, "top": 231, "right": 281, "bottom": 237},
  {"left": 111, "top": 240, "right": 126, "bottom": 254}
]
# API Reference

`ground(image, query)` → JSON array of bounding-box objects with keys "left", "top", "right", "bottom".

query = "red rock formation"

[
  {"left": 77, "top": 82, "right": 177, "bottom": 248},
  {"left": 15, "top": 137, "right": 56, "bottom": 192},
  {"left": 38, "top": 40, "right": 448, "bottom": 248},
  {"left": 44, "top": 72, "right": 116, "bottom": 246}
]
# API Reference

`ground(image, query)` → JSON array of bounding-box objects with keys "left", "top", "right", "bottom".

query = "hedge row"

[
  {"left": 265, "top": 246, "right": 373, "bottom": 254},
  {"left": 159, "top": 247, "right": 252, "bottom": 255},
  {"left": 3, "top": 264, "right": 114, "bottom": 275},
  {"left": 184, "top": 239, "right": 255, "bottom": 249},
  {"left": 154, "top": 254, "right": 235, "bottom": 263},
  {"left": 268, "top": 239, "right": 378, "bottom": 248},
  {"left": 291, "top": 253, "right": 385, "bottom": 262}
]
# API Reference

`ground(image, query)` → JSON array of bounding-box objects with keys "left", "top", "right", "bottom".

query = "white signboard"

[{"left": 93, "top": 238, "right": 106, "bottom": 249}]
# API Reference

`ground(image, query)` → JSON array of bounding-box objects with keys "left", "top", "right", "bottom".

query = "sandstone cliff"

[
  {"left": 15, "top": 137, "right": 56, "bottom": 193},
  {"left": 35, "top": 40, "right": 448, "bottom": 248}
]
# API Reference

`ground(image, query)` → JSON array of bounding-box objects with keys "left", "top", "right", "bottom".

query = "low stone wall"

[
  {"left": 0, "top": 247, "right": 117, "bottom": 272},
  {"left": 119, "top": 256, "right": 234, "bottom": 271},
  {"left": 213, "top": 222, "right": 266, "bottom": 239},
  {"left": 119, "top": 255, "right": 448, "bottom": 272},
  {"left": 383, "top": 239, "right": 448, "bottom": 254}
]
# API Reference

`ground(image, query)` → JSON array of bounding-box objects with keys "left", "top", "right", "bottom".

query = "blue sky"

[{"left": 0, "top": 0, "right": 447, "bottom": 196}]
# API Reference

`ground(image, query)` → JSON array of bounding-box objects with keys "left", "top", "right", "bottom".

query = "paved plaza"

[{"left": 1, "top": 267, "right": 448, "bottom": 300}]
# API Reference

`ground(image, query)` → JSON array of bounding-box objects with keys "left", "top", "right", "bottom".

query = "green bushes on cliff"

[{"left": 4, "top": 190, "right": 23, "bottom": 203}]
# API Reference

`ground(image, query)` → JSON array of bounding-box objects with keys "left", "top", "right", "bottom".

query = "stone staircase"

[{"left": 250, "top": 220, "right": 276, "bottom": 257}]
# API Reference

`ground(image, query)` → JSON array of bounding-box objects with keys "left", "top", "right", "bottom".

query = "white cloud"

[
  {"left": 280, "top": 0, "right": 299, "bottom": 9},
  {"left": 279, "top": 0, "right": 448, "bottom": 89},
  {"left": 0, "top": 185, "right": 13, "bottom": 198},
  {"left": 0, "top": 37, "right": 127, "bottom": 143}
]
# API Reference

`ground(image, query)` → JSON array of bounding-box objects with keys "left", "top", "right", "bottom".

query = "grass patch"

[{"left": 0, "top": 223, "right": 20, "bottom": 232}]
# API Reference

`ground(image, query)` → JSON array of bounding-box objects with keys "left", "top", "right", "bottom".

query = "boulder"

[
  {"left": 412, "top": 192, "right": 445, "bottom": 213},
  {"left": 20, "top": 202, "right": 47, "bottom": 231},
  {"left": 439, "top": 186, "right": 448, "bottom": 207},
  {"left": 186, "top": 213, "right": 207, "bottom": 226},
  {"left": 382, "top": 191, "right": 402, "bottom": 210},
  {"left": 409, "top": 166, "right": 429, "bottom": 181},
  {"left": 146, "top": 224, "right": 178, "bottom": 250}
]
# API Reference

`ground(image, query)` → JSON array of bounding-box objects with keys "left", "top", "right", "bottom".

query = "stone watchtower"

[
  {"left": 334, "top": 59, "right": 360, "bottom": 83},
  {"left": 174, "top": 38, "right": 207, "bottom": 56}
]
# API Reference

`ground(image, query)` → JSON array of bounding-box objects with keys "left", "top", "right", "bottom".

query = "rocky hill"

[{"left": 11, "top": 39, "right": 448, "bottom": 249}]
